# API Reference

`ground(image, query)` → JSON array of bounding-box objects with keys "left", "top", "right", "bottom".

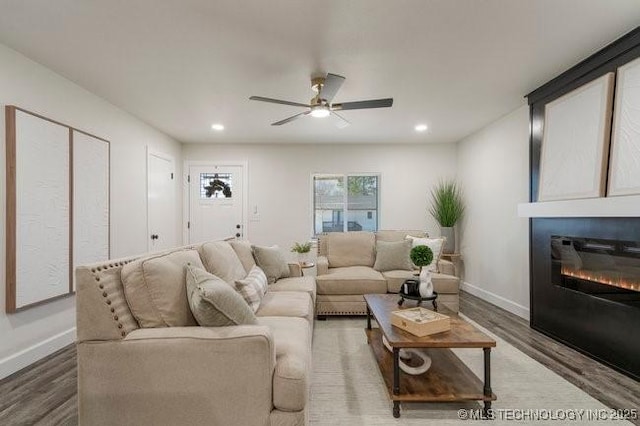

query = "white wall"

[
  {"left": 456, "top": 105, "right": 530, "bottom": 319},
  {"left": 183, "top": 143, "right": 457, "bottom": 255},
  {"left": 0, "top": 43, "right": 183, "bottom": 379}
]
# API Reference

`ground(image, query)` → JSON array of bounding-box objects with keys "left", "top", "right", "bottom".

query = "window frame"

[{"left": 311, "top": 173, "right": 381, "bottom": 237}]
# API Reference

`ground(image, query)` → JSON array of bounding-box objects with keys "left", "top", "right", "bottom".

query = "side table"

[{"left": 300, "top": 262, "right": 315, "bottom": 276}]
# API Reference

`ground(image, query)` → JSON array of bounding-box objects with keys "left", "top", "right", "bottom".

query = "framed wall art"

[
  {"left": 538, "top": 73, "right": 615, "bottom": 201},
  {"left": 608, "top": 57, "right": 640, "bottom": 196},
  {"left": 5, "top": 106, "right": 110, "bottom": 312}
]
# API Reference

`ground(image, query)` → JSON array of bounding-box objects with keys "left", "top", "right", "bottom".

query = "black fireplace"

[
  {"left": 551, "top": 236, "right": 640, "bottom": 306},
  {"left": 531, "top": 218, "right": 640, "bottom": 380}
]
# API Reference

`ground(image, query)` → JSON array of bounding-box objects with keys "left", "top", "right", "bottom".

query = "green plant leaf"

[
  {"left": 291, "top": 242, "right": 312, "bottom": 253},
  {"left": 410, "top": 245, "right": 433, "bottom": 267},
  {"left": 428, "top": 180, "right": 465, "bottom": 227}
]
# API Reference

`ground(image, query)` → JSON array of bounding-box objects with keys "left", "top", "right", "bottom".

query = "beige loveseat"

[
  {"left": 76, "top": 240, "right": 316, "bottom": 426},
  {"left": 316, "top": 230, "right": 460, "bottom": 316}
]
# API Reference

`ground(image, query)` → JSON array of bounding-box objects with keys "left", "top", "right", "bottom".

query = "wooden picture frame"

[
  {"left": 538, "top": 73, "right": 615, "bottom": 201},
  {"left": 608, "top": 57, "right": 640, "bottom": 196},
  {"left": 5, "top": 106, "right": 110, "bottom": 313}
]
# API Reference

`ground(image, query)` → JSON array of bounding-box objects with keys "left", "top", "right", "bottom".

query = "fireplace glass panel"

[{"left": 551, "top": 236, "right": 640, "bottom": 307}]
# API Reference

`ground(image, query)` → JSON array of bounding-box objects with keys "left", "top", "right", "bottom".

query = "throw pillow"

[
  {"left": 198, "top": 241, "right": 247, "bottom": 286},
  {"left": 122, "top": 249, "right": 203, "bottom": 327},
  {"left": 252, "top": 245, "right": 290, "bottom": 284},
  {"left": 185, "top": 263, "right": 257, "bottom": 326},
  {"left": 230, "top": 240, "right": 257, "bottom": 274},
  {"left": 373, "top": 239, "right": 413, "bottom": 272},
  {"left": 235, "top": 265, "right": 268, "bottom": 312},
  {"left": 406, "top": 235, "right": 445, "bottom": 273}
]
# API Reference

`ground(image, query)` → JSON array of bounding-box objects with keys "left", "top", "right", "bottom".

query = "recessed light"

[
  {"left": 415, "top": 124, "right": 428, "bottom": 132},
  {"left": 211, "top": 123, "right": 225, "bottom": 131}
]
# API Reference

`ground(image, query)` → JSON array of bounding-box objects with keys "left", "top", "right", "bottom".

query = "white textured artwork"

[
  {"left": 538, "top": 73, "right": 615, "bottom": 201},
  {"left": 15, "top": 110, "right": 70, "bottom": 308},
  {"left": 73, "top": 131, "right": 110, "bottom": 290},
  {"left": 609, "top": 57, "right": 640, "bottom": 196}
]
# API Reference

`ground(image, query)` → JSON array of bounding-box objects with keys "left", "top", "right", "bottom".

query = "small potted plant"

[
  {"left": 291, "top": 241, "right": 312, "bottom": 265},
  {"left": 410, "top": 245, "right": 434, "bottom": 297}
]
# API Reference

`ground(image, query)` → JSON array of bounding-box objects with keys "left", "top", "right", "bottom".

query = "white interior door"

[
  {"left": 188, "top": 164, "right": 245, "bottom": 244},
  {"left": 148, "top": 151, "right": 176, "bottom": 251}
]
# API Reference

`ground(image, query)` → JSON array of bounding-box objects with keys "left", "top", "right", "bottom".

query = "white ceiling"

[{"left": 0, "top": 1, "right": 639, "bottom": 144}]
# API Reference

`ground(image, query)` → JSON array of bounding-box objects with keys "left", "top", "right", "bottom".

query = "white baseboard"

[
  {"left": 0, "top": 327, "right": 76, "bottom": 381},
  {"left": 461, "top": 281, "right": 530, "bottom": 320}
]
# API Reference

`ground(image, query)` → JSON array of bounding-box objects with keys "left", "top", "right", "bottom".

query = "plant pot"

[
  {"left": 441, "top": 226, "right": 455, "bottom": 254},
  {"left": 297, "top": 252, "right": 309, "bottom": 265}
]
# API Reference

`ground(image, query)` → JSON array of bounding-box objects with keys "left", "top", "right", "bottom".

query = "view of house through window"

[{"left": 313, "top": 174, "right": 379, "bottom": 234}]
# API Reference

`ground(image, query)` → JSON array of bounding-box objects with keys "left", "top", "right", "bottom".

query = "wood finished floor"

[{"left": 0, "top": 291, "right": 638, "bottom": 426}]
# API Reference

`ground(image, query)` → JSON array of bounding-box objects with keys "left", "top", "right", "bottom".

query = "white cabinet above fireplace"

[{"left": 518, "top": 195, "right": 640, "bottom": 218}]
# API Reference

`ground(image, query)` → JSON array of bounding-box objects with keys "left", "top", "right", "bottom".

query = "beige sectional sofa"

[
  {"left": 76, "top": 240, "right": 316, "bottom": 426},
  {"left": 316, "top": 230, "right": 460, "bottom": 316}
]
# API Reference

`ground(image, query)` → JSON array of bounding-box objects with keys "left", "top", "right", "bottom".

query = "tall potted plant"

[{"left": 428, "top": 180, "right": 465, "bottom": 254}]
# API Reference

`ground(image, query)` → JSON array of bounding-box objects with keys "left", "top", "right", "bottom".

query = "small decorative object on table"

[
  {"left": 391, "top": 307, "right": 451, "bottom": 337},
  {"left": 291, "top": 241, "right": 312, "bottom": 265},
  {"left": 398, "top": 285, "right": 438, "bottom": 311},
  {"left": 409, "top": 245, "right": 434, "bottom": 297}
]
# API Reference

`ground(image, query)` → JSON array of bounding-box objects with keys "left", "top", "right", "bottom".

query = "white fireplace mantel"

[{"left": 517, "top": 195, "right": 640, "bottom": 218}]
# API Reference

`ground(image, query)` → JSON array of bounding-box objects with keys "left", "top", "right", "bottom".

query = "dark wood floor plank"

[
  {"left": 459, "top": 290, "right": 640, "bottom": 423},
  {"left": 0, "top": 291, "right": 637, "bottom": 425}
]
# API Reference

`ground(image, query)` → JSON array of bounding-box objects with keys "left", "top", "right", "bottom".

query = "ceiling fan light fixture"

[{"left": 310, "top": 105, "right": 330, "bottom": 118}]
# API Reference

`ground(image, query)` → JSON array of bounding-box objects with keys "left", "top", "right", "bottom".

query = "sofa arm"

[
  {"left": 288, "top": 262, "right": 302, "bottom": 277},
  {"left": 317, "top": 256, "right": 329, "bottom": 275},
  {"left": 438, "top": 259, "right": 456, "bottom": 277},
  {"left": 78, "top": 326, "right": 275, "bottom": 426}
]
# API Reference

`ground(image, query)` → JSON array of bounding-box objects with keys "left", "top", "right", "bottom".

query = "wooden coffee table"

[{"left": 364, "top": 294, "right": 496, "bottom": 418}]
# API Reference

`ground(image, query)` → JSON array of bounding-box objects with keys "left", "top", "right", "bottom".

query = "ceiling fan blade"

[
  {"left": 249, "top": 96, "right": 309, "bottom": 108},
  {"left": 332, "top": 98, "right": 393, "bottom": 111},
  {"left": 332, "top": 111, "right": 350, "bottom": 129},
  {"left": 271, "top": 111, "right": 311, "bottom": 126},
  {"left": 319, "top": 73, "right": 345, "bottom": 102}
]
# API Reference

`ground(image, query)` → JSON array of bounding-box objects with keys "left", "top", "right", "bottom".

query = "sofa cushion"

[
  {"left": 406, "top": 236, "right": 445, "bottom": 272},
  {"left": 230, "top": 240, "right": 257, "bottom": 274},
  {"left": 122, "top": 249, "right": 203, "bottom": 327},
  {"left": 257, "top": 316, "right": 310, "bottom": 412},
  {"left": 382, "top": 270, "right": 418, "bottom": 293},
  {"left": 373, "top": 239, "right": 413, "bottom": 272},
  {"left": 235, "top": 265, "right": 268, "bottom": 312},
  {"left": 186, "top": 264, "right": 257, "bottom": 326},
  {"left": 268, "top": 275, "right": 317, "bottom": 304},
  {"left": 383, "top": 270, "right": 459, "bottom": 294},
  {"left": 252, "top": 245, "right": 290, "bottom": 284},
  {"left": 255, "top": 291, "right": 314, "bottom": 323},
  {"left": 316, "top": 266, "right": 387, "bottom": 295},
  {"left": 326, "top": 232, "right": 375, "bottom": 268},
  {"left": 198, "top": 241, "right": 247, "bottom": 286}
]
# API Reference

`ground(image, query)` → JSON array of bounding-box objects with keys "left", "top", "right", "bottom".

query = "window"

[
  {"left": 313, "top": 174, "right": 379, "bottom": 235},
  {"left": 200, "top": 173, "right": 232, "bottom": 199}
]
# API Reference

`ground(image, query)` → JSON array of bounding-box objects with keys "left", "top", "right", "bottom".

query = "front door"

[{"left": 188, "top": 164, "right": 245, "bottom": 244}]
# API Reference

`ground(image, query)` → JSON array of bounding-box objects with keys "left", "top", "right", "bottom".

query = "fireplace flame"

[{"left": 561, "top": 267, "right": 640, "bottom": 292}]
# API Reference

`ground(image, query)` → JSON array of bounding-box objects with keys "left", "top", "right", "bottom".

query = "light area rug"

[{"left": 309, "top": 317, "right": 631, "bottom": 425}]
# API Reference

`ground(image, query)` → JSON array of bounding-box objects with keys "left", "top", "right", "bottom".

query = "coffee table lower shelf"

[{"left": 365, "top": 328, "right": 496, "bottom": 414}]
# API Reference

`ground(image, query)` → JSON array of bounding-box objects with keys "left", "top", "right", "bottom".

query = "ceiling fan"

[{"left": 249, "top": 73, "right": 393, "bottom": 127}]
